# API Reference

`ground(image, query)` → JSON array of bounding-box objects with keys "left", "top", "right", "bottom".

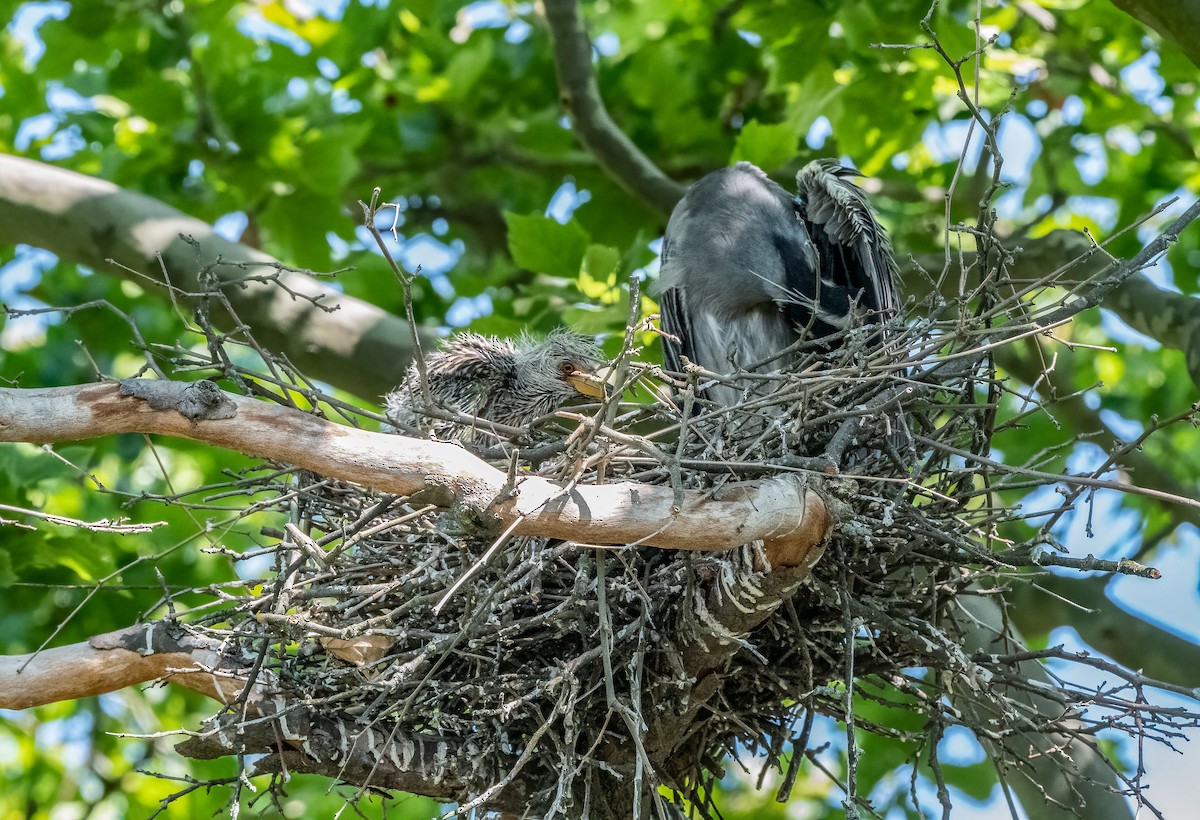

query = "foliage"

[{"left": 2, "top": 0, "right": 1199, "bottom": 817}]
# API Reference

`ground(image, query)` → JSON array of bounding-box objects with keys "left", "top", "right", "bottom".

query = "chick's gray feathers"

[
  {"left": 655, "top": 160, "right": 899, "bottom": 406},
  {"left": 384, "top": 330, "right": 604, "bottom": 442}
]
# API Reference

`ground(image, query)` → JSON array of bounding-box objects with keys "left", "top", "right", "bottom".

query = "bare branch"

[
  {"left": 0, "top": 625, "right": 264, "bottom": 710},
  {"left": 0, "top": 380, "right": 831, "bottom": 566},
  {"left": 909, "top": 230, "right": 1200, "bottom": 388}
]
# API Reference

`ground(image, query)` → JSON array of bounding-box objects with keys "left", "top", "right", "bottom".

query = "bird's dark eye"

[{"left": 559, "top": 361, "right": 576, "bottom": 376}]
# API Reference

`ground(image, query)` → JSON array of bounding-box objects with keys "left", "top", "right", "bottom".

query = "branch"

[
  {"left": 993, "top": 343, "right": 1200, "bottom": 687},
  {"left": 0, "top": 624, "right": 267, "bottom": 710},
  {"left": 1105, "top": 274, "right": 1200, "bottom": 388},
  {"left": 910, "top": 229, "right": 1200, "bottom": 387},
  {"left": 0, "top": 154, "right": 435, "bottom": 400},
  {"left": 0, "top": 380, "right": 831, "bottom": 566},
  {"left": 0, "top": 623, "right": 524, "bottom": 810},
  {"left": 1007, "top": 574, "right": 1200, "bottom": 688},
  {"left": 996, "top": 344, "right": 1200, "bottom": 531},
  {"left": 543, "top": 0, "right": 686, "bottom": 216},
  {"left": 646, "top": 561, "right": 819, "bottom": 761},
  {"left": 956, "top": 595, "right": 1134, "bottom": 820},
  {"left": 177, "top": 714, "right": 527, "bottom": 812}
]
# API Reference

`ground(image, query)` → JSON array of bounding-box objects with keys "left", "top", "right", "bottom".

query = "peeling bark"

[{"left": 0, "top": 379, "right": 831, "bottom": 562}]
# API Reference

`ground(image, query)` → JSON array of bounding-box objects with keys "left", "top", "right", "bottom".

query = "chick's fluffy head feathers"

[{"left": 384, "top": 330, "right": 605, "bottom": 442}]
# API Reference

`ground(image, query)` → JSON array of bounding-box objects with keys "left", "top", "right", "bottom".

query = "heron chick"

[{"left": 384, "top": 330, "right": 607, "bottom": 442}]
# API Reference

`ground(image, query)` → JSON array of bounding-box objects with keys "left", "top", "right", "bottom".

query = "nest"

[
  {"left": 146, "top": 211, "right": 1200, "bottom": 818},
  {"left": 151, "top": 308, "right": 1088, "bottom": 818}
]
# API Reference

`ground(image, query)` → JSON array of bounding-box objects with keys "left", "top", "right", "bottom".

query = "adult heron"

[
  {"left": 655, "top": 160, "right": 899, "bottom": 407},
  {"left": 384, "top": 329, "right": 607, "bottom": 442}
]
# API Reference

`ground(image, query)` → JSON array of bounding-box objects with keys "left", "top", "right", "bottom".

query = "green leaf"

[
  {"left": 0, "top": 549, "right": 14, "bottom": 588},
  {"left": 443, "top": 36, "right": 495, "bottom": 102},
  {"left": 731, "top": 120, "right": 799, "bottom": 171},
  {"left": 941, "top": 761, "right": 997, "bottom": 801},
  {"left": 582, "top": 243, "right": 621, "bottom": 285},
  {"left": 504, "top": 212, "right": 590, "bottom": 278}
]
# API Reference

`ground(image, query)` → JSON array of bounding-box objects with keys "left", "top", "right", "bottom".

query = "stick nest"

[{"left": 160, "top": 271, "right": 1195, "bottom": 820}]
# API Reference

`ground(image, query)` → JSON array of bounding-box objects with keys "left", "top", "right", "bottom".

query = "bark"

[
  {"left": 1105, "top": 273, "right": 1200, "bottom": 387},
  {"left": 178, "top": 713, "right": 528, "bottom": 813},
  {"left": 0, "top": 154, "right": 435, "bottom": 401},
  {"left": 0, "top": 379, "right": 830, "bottom": 565},
  {"left": 0, "top": 624, "right": 253, "bottom": 709}
]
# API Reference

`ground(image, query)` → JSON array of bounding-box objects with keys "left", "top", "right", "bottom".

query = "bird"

[
  {"left": 384, "top": 329, "right": 608, "bottom": 443},
  {"left": 654, "top": 160, "right": 899, "bottom": 407}
]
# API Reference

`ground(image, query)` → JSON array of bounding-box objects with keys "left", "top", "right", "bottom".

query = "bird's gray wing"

[
  {"left": 793, "top": 159, "right": 899, "bottom": 334},
  {"left": 657, "top": 268, "right": 691, "bottom": 376},
  {"left": 796, "top": 160, "right": 911, "bottom": 455},
  {"left": 655, "top": 163, "right": 819, "bottom": 377}
]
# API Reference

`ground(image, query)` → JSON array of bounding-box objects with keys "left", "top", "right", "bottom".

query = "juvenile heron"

[
  {"left": 384, "top": 330, "right": 607, "bottom": 442},
  {"left": 655, "top": 160, "right": 899, "bottom": 406}
]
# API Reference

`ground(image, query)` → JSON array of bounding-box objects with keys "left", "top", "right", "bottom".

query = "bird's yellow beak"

[{"left": 564, "top": 369, "right": 610, "bottom": 400}]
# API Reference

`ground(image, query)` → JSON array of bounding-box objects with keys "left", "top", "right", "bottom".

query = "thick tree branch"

[
  {"left": 646, "top": 561, "right": 818, "bottom": 763},
  {"left": 0, "top": 625, "right": 257, "bottom": 710},
  {"left": 0, "top": 623, "right": 524, "bottom": 810},
  {"left": 177, "top": 713, "right": 527, "bottom": 812},
  {"left": 1105, "top": 274, "right": 1200, "bottom": 386},
  {"left": 543, "top": 0, "right": 686, "bottom": 217},
  {"left": 0, "top": 380, "right": 831, "bottom": 566},
  {"left": 0, "top": 154, "right": 435, "bottom": 400}
]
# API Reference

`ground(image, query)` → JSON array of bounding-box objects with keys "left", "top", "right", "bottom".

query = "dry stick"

[
  {"left": 433, "top": 514, "right": 525, "bottom": 615},
  {"left": 562, "top": 273, "right": 646, "bottom": 479},
  {"left": 841, "top": 559, "right": 860, "bottom": 820},
  {"left": 1032, "top": 401, "right": 1200, "bottom": 540},
  {"left": 1001, "top": 202, "right": 1170, "bottom": 310},
  {"left": 1000, "top": 343, "right": 1200, "bottom": 533},
  {"left": 6, "top": 300, "right": 169, "bottom": 380},
  {"left": 851, "top": 197, "right": 1200, "bottom": 470},
  {"left": 914, "top": 433, "right": 1196, "bottom": 514},
  {"left": 360, "top": 189, "right": 431, "bottom": 408},
  {"left": 0, "top": 503, "right": 163, "bottom": 534}
]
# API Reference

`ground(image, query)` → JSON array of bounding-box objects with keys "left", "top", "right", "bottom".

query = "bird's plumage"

[
  {"left": 384, "top": 330, "right": 605, "bottom": 442},
  {"left": 656, "top": 160, "right": 899, "bottom": 406}
]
